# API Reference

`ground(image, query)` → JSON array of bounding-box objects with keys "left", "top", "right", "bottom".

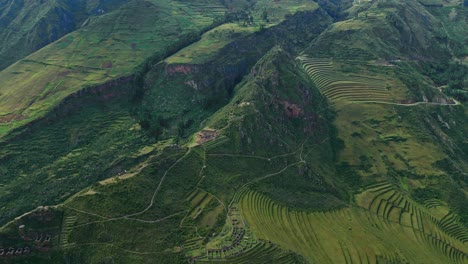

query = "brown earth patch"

[
  {"left": 399, "top": 99, "right": 416, "bottom": 104},
  {"left": 166, "top": 64, "right": 198, "bottom": 75},
  {"left": 57, "top": 71, "right": 72, "bottom": 77},
  {"left": 0, "top": 114, "right": 25, "bottom": 123},
  {"left": 101, "top": 61, "right": 113, "bottom": 69},
  {"left": 196, "top": 129, "right": 219, "bottom": 144},
  {"left": 279, "top": 101, "right": 302, "bottom": 118}
]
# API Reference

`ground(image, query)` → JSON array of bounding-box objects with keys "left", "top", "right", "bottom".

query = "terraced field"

[
  {"left": 185, "top": 189, "right": 260, "bottom": 261},
  {"left": 298, "top": 56, "right": 394, "bottom": 102},
  {"left": 183, "top": 188, "right": 223, "bottom": 226},
  {"left": 174, "top": 0, "right": 227, "bottom": 27},
  {"left": 252, "top": 0, "right": 318, "bottom": 22},
  {"left": 237, "top": 187, "right": 468, "bottom": 263},
  {"left": 59, "top": 215, "right": 77, "bottom": 249},
  {"left": 357, "top": 182, "right": 468, "bottom": 261},
  {"left": 197, "top": 243, "right": 305, "bottom": 263},
  {"left": 177, "top": 0, "right": 226, "bottom": 18}
]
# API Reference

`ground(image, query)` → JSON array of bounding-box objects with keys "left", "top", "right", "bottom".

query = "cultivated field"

[
  {"left": 238, "top": 188, "right": 468, "bottom": 263},
  {"left": 298, "top": 56, "right": 395, "bottom": 102}
]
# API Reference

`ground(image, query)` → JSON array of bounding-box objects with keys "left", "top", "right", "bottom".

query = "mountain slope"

[
  {"left": 0, "top": 0, "right": 467, "bottom": 263},
  {"left": 0, "top": 0, "right": 130, "bottom": 70},
  {"left": 0, "top": 0, "right": 224, "bottom": 135}
]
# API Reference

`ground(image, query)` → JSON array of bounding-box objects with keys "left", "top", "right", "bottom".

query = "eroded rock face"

[
  {"left": 165, "top": 64, "right": 199, "bottom": 75},
  {"left": 279, "top": 100, "right": 303, "bottom": 118}
]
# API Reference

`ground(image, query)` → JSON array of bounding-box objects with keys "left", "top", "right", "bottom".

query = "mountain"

[
  {"left": 0, "top": 0, "right": 467, "bottom": 263},
  {"left": 0, "top": 0, "right": 130, "bottom": 70}
]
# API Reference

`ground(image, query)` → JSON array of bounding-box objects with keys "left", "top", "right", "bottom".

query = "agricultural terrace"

[
  {"left": 357, "top": 183, "right": 468, "bottom": 246},
  {"left": 238, "top": 188, "right": 468, "bottom": 263},
  {"left": 196, "top": 243, "right": 304, "bottom": 263},
  {"left": 298, "top": 55, "right": 395, "bottom": 102},
  {"left": 221, "top": 0, "right": 318, "bottom": 23},
  {"left": 252, "top": 0, "right": 318, "bottom": 22},
  {"left": 176, "top": 0, "right": 226, "bottom": 22},
  {"left": 193, "top": 203, "right": 259, "bottom": 260}
]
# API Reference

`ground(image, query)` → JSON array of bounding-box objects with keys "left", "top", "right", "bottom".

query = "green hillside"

[
  {"left": 0, "top": 0, "right": 130, "bottom": 70},
  {"left": 0, "top": 0, "right": 226, "bottom": 135},
  {"left": 0, "top": 0, "right": 467, "bottom": 263}
]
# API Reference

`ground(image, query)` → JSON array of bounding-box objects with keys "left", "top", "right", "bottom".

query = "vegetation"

[
  {"left": 0, "top": 0, "right": 223, "bottom": 136},
  {"left": 240, "top": 188, "right": 467, "bottom": 263},
  {"left": 0, "top": 0, "right": 467, "bottom": 263},
  {"left": 0, "top": 0, "right": 130, "bottom": 70}
]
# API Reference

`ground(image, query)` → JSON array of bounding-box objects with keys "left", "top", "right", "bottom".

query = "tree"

[{"left": 261, "top": 10, "right": 268, "bottom": 22}]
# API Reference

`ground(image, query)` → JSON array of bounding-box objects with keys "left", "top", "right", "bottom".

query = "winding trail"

[
  {"left": 61, "top": 136, "right": 315, "bottom": 252},
  {"left": 227, "top": 139, "right": 309, "bottom": 209},
  {"left": 66, "top": 148, "right": 192, "bottom": 226},
  {"left": 348, "top": 100, "right": 461, "bottom": 107},
  {"left": 206, "top": 148, "right": 300, "bottom": 161},
  {"left": 124, "top": 148, "right": 192, "bottom": 219},
  {"left": 67, "top": 242, "right": 170, "bottom": 255}
]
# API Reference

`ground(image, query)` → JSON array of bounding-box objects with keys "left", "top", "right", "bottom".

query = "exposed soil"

[
  {"left": 196, "top": 129, "right": 219, "bottom": 144},
  {"left": 165, "top": 64, "right": 198, "bottom": 75},
  {"left": 279, "top": 101, "right": 302, "bottom": 118},
  {"left": 0, "top": 114, "right": 25, "bottom": 123}
]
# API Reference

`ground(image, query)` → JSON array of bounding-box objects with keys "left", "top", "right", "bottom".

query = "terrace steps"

[
  {"left": 59, "top": 215, "right": 77, "bottom": 249},
  {"left": 298, "top": 56, "right": 393, "bottom": 102}
]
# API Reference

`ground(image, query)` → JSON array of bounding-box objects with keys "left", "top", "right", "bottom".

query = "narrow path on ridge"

[
  {"left": 66, "top": 148, "right": 193, "bottom": 226},
  {"left": 348, "top": 100, "right": 461, "bottom": 107},
  {"left": 227, "top": 138, "right": 310, "bottom": 209}
]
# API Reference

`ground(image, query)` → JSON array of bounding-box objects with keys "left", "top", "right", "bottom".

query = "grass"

[
  {"left": 308, "top": 0, "right": 452, "bottom": 62},
  {"left": 138, "top": 0, "right": 320, "bottom": 66},
  {"left": 356, "top": 183, "right": 468, "bottom": 257},
  {"left": 166, "top": 23, "right": 257, "bottom": 64},
  {"left": 251, "top": 0, "right": 318, "bottom": 22},
  {"left": 0, "top": 90, "right": 152, "bottom": 226},
  {"left": 0, "top": 0, "right": 223, "bottom": 136},
  {"left": 139, "top": 6, "right": 332, "bottom": 145},
  {"left": 197, "top": 243, "right": 306, "bottom": 263},
  {"left": 239, "top": 189, "right": 467, "bottom": 263},
  {"left": 0, "top": 45, "right": 336, "bottom": 263},
  {"left": 0, "top": 2, "right": 467, "bottom": 262},
  {"left": 427, "top": 5, "right": 467, "bottom": 57},
  {"left": 333, "top": 102, "right": 449, "bottom": 180},
  {"left": 298, "top": 55, "right": 408, "bottom": 103}
]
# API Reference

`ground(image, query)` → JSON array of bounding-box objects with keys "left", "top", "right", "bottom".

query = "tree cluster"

[
  {"left": 422, "top": 62, "right": 468, "bottom": 102},
  {"left": 221, "top": 10, "right": 254, "bottom": 26}
]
